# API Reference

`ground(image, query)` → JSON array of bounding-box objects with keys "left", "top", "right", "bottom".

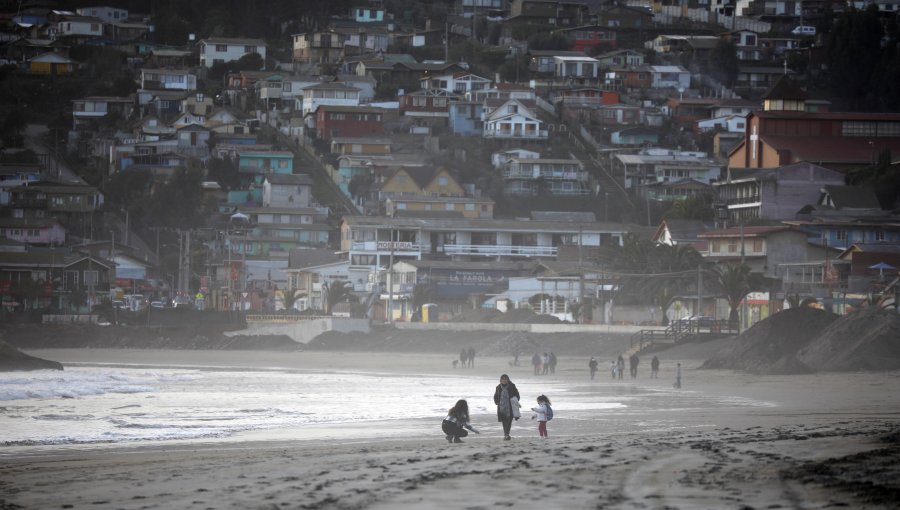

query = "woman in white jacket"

[{"left": 530, "top": 394, "right": 552, "bottom": 438}]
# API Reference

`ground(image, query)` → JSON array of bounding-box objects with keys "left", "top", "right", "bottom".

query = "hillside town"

[{"left": 0, "top": 0, "right": 898, "bottom": 331}]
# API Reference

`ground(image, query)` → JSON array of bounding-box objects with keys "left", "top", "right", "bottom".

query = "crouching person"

[{"left": 442, "top": 399, "right": 479, "bottom": 443}]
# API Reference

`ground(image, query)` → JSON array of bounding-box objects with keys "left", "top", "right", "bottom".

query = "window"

[
  {"left": 836, "top": 230, "right": 847, "bottom": 241},
  {"left": 412, "top": 96, "right": 427, "bottom": 107},
  {"left": 508, "top": 104, "right": 518, "bottom": 114},
  {"left": 465, "top": 203, "right": 475, "bottom": 211},
  {"left": 83, "top": 270, "right": 99, "bottom": 286},
  {"left": 215, "top": 44, "right": 227, "bottom": 52},
  {"left": 752, "top": 239, "right": 763, "bottom": 252},
  {"left": 875, "top": 230, "right": 885, "bottom": 241},
  {"left": 727, "top": 239, "right": 738, "bottom": 253},
  {"left": 438, "top": 176, "right": 448, "bottom": 186},
  {"left": 244, "top": 45, "right": 257, "bottom": 53},
  {"left": 91, "top": 23, "right": 99, "bottom": 32},
  {"left": 433, "top": 98, "right": 447, "bottom": 107},
  {"left": 352, "top": 254, "right": 376, "bottom": 265}
]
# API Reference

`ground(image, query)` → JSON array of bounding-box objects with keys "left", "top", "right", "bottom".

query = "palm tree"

[
  {"left": 605, "top": 236, "right": 703, "bottom": 325},
  {"left": 279, "top": 289, "right": 306, "bottom": 312},
  {"left": 711, "top": 263, "right": 768, "bottom": 327},
  {"left": 322, "top": 280, "right": 352, "bottom": 315}
]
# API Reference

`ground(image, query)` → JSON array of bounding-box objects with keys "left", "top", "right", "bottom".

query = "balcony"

[
  {"left": 503, "top": 169, "right": 588, "bottom": 181},
  {"left": 351, "top": 241, "right": 423, "bottom": 254},
  {"left": 483, "top": 129, "right": 549, "bottom": 139},
  {"left": 443, "top": 244, "right": 557, "bottom": 258}
]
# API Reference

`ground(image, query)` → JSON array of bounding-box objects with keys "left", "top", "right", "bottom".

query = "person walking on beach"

[
  {"left": 611, "top": 360, "right": 617, "bottom": 379},
  {"left": 674, "top": 362, "right": 682, "bottom": 388},
  {"left": 442, "top": 399, "right": 479, "bottom": 443},
  {"left": 589, "top": 357, "right": 598, "bottom": 380},
  {"left": 467, "top": 347, "right": 476, "bottom": 368},
  {"left": 629, "top": 353, "right": 639, "bottom": 379},
  {"left": 531, "top": 395, "right": 552, "bottom": 438},
  {"left": 650, "top": 356, "right": 660, "bottom": 379},
  {"left": 532, "top": 353, "right": 541, "bottom": 375},
  {"left": 541, "top": 352, "right": 550, "bottom": 375},
  {"left": 617, "top": 355, "right": 625, "bottom": 380},
  {"left": 460, "top": 349, "right": 468, "bottom": 369},
  {"left": 548, "top": 351, "right": 557, "bottom": 375},
  {"left": 493, "top": 374, "right": 520, "bottom": 441}
]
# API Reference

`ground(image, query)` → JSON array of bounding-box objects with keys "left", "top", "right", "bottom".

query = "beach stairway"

[{"left": 628, "top": 320, "right": 736, "bottom": 356}]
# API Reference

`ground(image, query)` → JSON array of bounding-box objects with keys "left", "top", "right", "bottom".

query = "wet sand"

[{"left": 2, "top": 349, "right": 899, "bottom": 509}]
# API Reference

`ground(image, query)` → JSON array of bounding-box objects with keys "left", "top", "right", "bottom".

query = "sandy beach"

[{"left": 2, "top": 348, "right": 899, "bottom": 509}]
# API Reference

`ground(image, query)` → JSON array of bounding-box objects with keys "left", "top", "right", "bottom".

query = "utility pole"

[{"left": 388, "top": 227, "right": 394, "bottom": 325}]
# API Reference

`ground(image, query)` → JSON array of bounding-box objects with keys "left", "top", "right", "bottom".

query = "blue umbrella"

[{"left": 868, "top": 262, "right": 896, "bottom": 277}]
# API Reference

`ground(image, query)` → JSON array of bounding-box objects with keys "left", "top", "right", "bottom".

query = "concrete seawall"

[{"left": 229, "top": 317, "right": 662, "bottom": 344}]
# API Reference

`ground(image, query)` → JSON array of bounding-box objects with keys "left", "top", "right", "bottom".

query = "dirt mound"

[
  {"left": 796, "top": 307, "right": 900, "bottom": 372},
  {"left": 700, "top": 307, "right": 838, "bottom": 374},
  {"left": 0, "top": 340, "right": 64, "bottom": 371}
]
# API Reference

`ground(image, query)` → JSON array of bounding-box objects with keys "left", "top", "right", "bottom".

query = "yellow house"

[
  {"left": 379, "top": 166, "right": 466, "bottom": 200},
  {"left": 29, "top": 52, "right": 77, "bottom": 75},
  {"left": 378, "top": 166, "right": 493, "bottom": 219}
]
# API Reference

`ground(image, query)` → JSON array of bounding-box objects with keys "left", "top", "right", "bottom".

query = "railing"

[
  {"left": 246, "top": 314, "right": 331, "bottom": 322},
  {"left": 630, "top": 319, "right": 737, "bottom": 351},
  {"left": 502, "top": 170, "right": 588, "bottom": 181},
  {"left": 443, "top": 244, "right": 557, "bottom": 257},
  {"left": 483, "top": 129, "right": 549, "bottom": 139}
]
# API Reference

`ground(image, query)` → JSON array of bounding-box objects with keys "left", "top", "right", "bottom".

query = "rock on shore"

[{"left": 0, "top": 340, "right": 63, "bottom": 371}]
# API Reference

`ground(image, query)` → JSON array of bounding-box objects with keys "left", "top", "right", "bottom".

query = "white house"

[
  {"left": 140, "top": 68, "right": 198, "bottom": 92},
  {"left": 554, "top": 56, "right": 600, "bottom": 79},
  {"left": 55, "top": 15, "right": 103, "bottom": 38},
  {"left": 198, "top": 37, "right": 267, "bottom": 68},
  {"left": 482, "top": 98, "right": 548, "bottom": 140},
  {"left": 649, "top": 65, "right": 691, "bottom": 89},
  {"left": 300, "top": 82, "right": 361, "bottom": 116},
  {"left": 697, "top": 113, "right": 748, "bottom": 133},
  {"left": 420, "top": 72, "right": 492, "bottom": 95},
  {"left": 492, "top": 148, "right": 540, "bottom": 169},
  {"left": 76, "top": 6, "right": 128, "bottom": 22}
]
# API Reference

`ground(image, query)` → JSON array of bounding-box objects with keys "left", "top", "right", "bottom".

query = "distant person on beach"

[
  {"left": 494, "top": 374, "right": 520, "bottom": 441},
  {"left": 541, "top": 352, "right": 550, "bottom": 375},
  {"left": 531, "top": 394, "right": 552, "bottom": 438},
  {"left": 617, "top": 355, "right": 625, "bottom": 380},
  {"left": 467, "top": 347, "right": 475, "bottom": 368},
  {"left": 589, "top": 357, "right": 598, "bottom": 380},
  {"left": 629, "top": 354, "right": 639, "bottom": 378},
  {"left": 611, "top": 360, "right": 617, "bottom": 379},
  {"left": 548, "top": 351, "right": 557, "bottom": 374},
  {"left": 460, "top": 349, "right": 468, "bottom": 368},
  {"left": 513, "top": 349, "right": 520, "bottom": 367},
  {"left": 442, "top": 399, "right": 479, "bottom": 443},
  {"left": 532, "top": 353, "right": 541, "bottom": 375},
  {"left": 651, "top": 356, "right": 660, "bottom": 378},
  {"left": 674, "top": 363, "right": 682, "bottom": 388}
]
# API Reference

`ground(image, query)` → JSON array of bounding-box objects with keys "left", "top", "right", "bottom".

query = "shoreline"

[{"left": 3, "top": 349, "right": 900, "bottom": 509}]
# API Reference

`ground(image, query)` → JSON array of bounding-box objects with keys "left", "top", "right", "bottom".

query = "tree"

[
  {"left": 710, "top": 263, "right": 768, "bottom": 327},
  {"left": 708, "top": 39, "right": 740, "bottom": 88},
  {"left": 322, "top": 280, "right": 352, "bottom": 315},
  {"left": 280, "top": 289, "right": 306, "bottom": 312},
  {"left": 604, "top": 236, "right": 703, "bottom": 325},
  {"left": 824, "top": 5, "right": 888, "bottom": 110},
  {"left": 663, "top": 194, "right": 714, "bottom": 221}
]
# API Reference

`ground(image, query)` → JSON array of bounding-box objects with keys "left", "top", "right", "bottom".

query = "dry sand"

[{"left": 2, "top": 348, "right": 899, "bottom": 509}]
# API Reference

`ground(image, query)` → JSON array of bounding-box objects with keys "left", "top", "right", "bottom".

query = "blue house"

[{"left": 448, "top": 101, "right": 484, "bottom": 136}]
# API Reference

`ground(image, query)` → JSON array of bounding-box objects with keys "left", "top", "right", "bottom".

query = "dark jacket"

[{"left": 493, "top": 382, "right": 520, "bottom": 421}]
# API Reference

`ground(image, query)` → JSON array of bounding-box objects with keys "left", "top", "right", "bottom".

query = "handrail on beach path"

[{"left": 245, "top": 314, "right": 332, "bottom": 322}]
